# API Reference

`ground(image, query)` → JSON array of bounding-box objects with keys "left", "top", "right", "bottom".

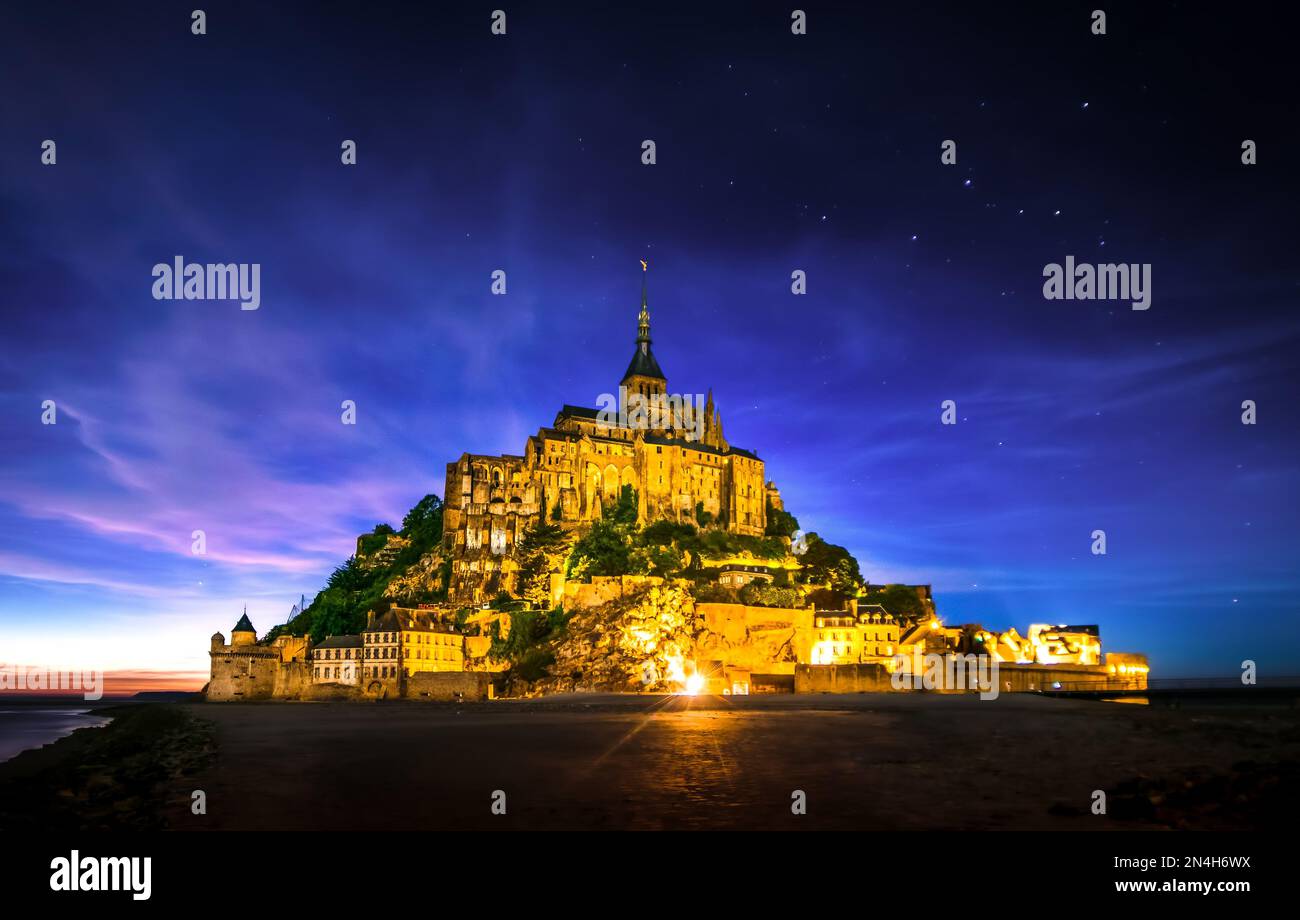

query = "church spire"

[
  {"left": 637, "top": 259, "right": 651, "bottom": 346},
  {"left": 620, "top": 260, "right": 666, "bottom": 387}
]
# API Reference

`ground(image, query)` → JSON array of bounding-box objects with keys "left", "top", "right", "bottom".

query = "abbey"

[{"left": 442, "top": 274, "right": 776, "bottom": 602}]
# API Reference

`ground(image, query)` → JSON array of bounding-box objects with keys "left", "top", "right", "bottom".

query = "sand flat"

[{"left": 168, "top": 693, "right": 1300, "bottom": 830}]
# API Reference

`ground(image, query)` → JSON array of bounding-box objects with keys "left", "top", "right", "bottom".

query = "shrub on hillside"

[{"left": 739, "top": 583, "right": 802, "bottom": 608}]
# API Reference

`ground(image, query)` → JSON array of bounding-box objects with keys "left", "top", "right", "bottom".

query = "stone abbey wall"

[
  {"left": 795, "top": 663, "right": 894, "bottom": 694},
  {"left": 273, "top": 661, "right": 311, "bottom": 699},
  {"left": 405, "top": 671, "right": 492, "bottom": 701}
]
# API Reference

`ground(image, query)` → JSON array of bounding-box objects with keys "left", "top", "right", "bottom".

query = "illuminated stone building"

[
  {"left": 972, "top": 623, "right": 1103, "bottom": 667},
  {"left": 312, "top": 635, "right": 362, "bottom": 685},
  {"left": 809, "top": 603, "right": 901, "bottom": 666},
  {"left": 442, "top": 274, "right": 772, "bottom": 603},
  {"left": 1104, "top": 652, "right": 1151, "bottom": 683},
  {"left": 362, "top": 607, "right": 465, "bottom": 687},
  {"left": 705, "top": 556, "right": 800, "bottom": 588}
]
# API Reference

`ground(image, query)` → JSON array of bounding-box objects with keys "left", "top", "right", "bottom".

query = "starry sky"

[{"left": 1, "top": 1, "right": 1296, "bottom": 685}]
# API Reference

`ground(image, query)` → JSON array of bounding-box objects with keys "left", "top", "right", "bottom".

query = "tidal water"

[{"left": 0, "top": 706, "right": 110, "bottom": 763}]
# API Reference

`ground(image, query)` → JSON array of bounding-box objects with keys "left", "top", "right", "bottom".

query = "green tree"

[
  {"left": 797, "top": 533, "right": 865, "bottom": 595},
  {"left": 401, "top": 494, "right": 444, "bottom": 546},
  {"left": 695, "top": 501, "right": 714, "bottom": 528},
  {"left": 567, "top": 519, "right": 632, "bottom": 578},
  {"left": 868, "top": 584, "right": 929, "bottom": 623},
  {"left": 487, "top": 607, "right": 570, "bottom": 684},
  {"left": 629, "top": 542, "right": 686, "bottom": 577},
  {"left": 401, "top": 493, "right": 441, "bottom": 532},
  {"left": 356, "top": 525, "right": 393, "bottom": 556},
  {"left": 327, "top": 556, "right": 372, "bottom": 594},
  {"left": 739, "top": 582, "right": 802, "bottom": 608},
  {"left": 764, "top": 498, "right": 800, "bottom": 538},
  {"left": 610, "top": 484, "right": 638, "bottom": 525},
  {"left": 641, "top": 520, "right": 696, "bottom": 546},
  {"left": 515, "top": 521, "right": 567, "bottom": 607}
]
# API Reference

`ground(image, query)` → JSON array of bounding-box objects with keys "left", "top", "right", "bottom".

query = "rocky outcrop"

[
  {"left": 382, "top": 546, "right": 449, "bottom": 601},
  {"left": 538, "top": 583, "right": 702, "bottom": 694}
]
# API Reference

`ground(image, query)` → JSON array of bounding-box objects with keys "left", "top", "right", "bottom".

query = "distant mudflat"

[{"left": 165, "top": 693, "right": 1300, "bottom": 831}]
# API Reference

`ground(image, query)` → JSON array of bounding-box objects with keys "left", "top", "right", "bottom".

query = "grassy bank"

[{"left": 0, "top": 704, "right": 214, "bottom": 831}]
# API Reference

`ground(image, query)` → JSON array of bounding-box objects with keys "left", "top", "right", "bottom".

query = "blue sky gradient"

[{"left": 1, "top": 2, "right": 1296, "bottom": 679}]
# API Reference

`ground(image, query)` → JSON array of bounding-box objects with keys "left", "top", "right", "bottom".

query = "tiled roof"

[
  {"left": 558, "top": 404, "right": 603, "bottom": 420},
  {"left": 642, "top": 434, "right": 760, "bottom": 462},
  {"left": 314, "top": 634, "right": 362, "bottom": 649}
]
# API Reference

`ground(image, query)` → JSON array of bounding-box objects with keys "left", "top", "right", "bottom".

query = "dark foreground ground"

[
  {"left": 4, "top": 693, "right": 1298, "bottom": 830},
  {"left": 178, "top": 693, "right": 1300, "bottom": 830}
]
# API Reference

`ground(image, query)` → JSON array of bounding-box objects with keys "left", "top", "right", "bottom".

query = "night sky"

[{"left": 1, "top": 2, "right": 1296, "bottom": 683}]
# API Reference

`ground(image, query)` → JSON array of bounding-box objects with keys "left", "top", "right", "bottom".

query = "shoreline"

[
  {"left": 0, "top": 704, "right": 214, "bottom": 831},
  {"left": 0, "top": 705, "right": 113, "bottom": 765}
]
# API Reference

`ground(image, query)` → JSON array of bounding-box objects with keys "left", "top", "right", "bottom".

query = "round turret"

[{"left": 231, "top": 610, "right": 257, "bottom": 646}]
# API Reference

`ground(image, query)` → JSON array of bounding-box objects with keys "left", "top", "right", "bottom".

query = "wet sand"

[{"left": 166, "top": 693, "right": 1300, "bottom": 830}]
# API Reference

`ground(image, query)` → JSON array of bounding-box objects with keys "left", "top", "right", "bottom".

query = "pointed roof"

[
  {"left": 621, "top": 265, "right": 666, "bottom": 382},
  {"left": 233, "top": 609, "right": 256, "bottom": 634},
  {"left": 622, "top": 345, "right": 665, "bottom": 382}
]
